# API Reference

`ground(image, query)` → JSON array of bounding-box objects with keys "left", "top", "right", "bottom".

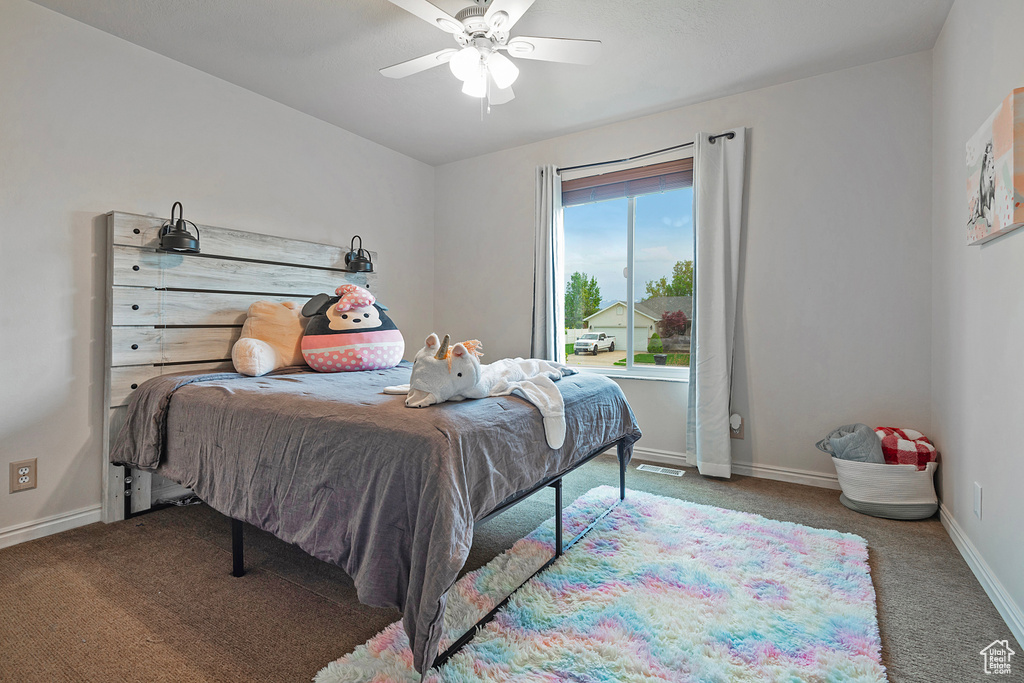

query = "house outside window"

[{"left": 561, "top": 159, "right": 693, "bottom": 378}]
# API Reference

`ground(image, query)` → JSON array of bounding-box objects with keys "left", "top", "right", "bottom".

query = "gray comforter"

[{"left": 110, "top": 362, "right": 641, "bottom": 673}]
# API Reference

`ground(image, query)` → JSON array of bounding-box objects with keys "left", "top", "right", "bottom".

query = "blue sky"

[{"left": 564, "top": 188, "right": 693, "bottom": 305}]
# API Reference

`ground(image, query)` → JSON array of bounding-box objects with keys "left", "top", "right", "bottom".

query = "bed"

[
  {"left": 101, "top": 212, "right": 641, "bottom": 673},
  {"left": 112, "top": 363, "right": 639, "bottom": 672}
]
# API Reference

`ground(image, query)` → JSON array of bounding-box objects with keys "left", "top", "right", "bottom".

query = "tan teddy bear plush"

[{"left": 231, "top": 300, "right": 306, "bottom": 376}]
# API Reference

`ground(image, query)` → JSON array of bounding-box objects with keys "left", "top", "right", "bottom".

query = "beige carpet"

[{"left": 0, "top": 455, "right": 1019, "bottom": 682}]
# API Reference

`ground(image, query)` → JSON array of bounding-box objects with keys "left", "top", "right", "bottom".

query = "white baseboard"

[
  {"left": 628, "top": 446, "right": 690, "bottom": 467},
  {"left": 940, "top": 503, "right": 1024, "bottom": 648},
  {"left": 629, "top": 447, "right": 841, "bottom": 490},
  {"left": 731, "top": 461, "right": 841, "bottom": 490},
  {"left": 1, "top": 483, "right": 193, "bottom": 550},
  {"left": 0, "top": 504, "right": 102, "bottom": 550}
]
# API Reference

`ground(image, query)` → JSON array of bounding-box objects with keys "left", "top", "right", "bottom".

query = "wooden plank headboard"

[{"left": 102, "top": 211, "right": 376, "bottom": 522}]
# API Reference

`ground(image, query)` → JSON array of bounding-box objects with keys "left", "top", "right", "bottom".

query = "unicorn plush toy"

[
  {"left": 400, "top": 333, "right": 484, "bottom": 407},
  {"left": 384, "top": 333, "right": 577, "bottom": 449}
]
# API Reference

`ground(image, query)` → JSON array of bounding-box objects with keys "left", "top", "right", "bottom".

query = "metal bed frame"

[
  {"left": 122, "top": 439, "right": 630, "bottom": 669},
  {"left": 221, "top": 439, "right": 630, "bottom": 671}
]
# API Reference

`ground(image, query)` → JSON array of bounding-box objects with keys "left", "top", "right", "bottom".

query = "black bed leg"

[
  {"left": 616, "top": 440, "right": 627, "bottom": 500},
  {"left": 231, "top": 518, "right": 245, "bottom": 577},
  {"left": 620, "top": 460, "right": 626, "bottom": 500},
  {"left": 553, "top": 479, "right": 563, "bottom": 557},
  {"left": 123, "top": 466, "right": 133, "bottom": 520}
]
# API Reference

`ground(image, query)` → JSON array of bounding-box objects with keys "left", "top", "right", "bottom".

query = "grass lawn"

[{"left": 615, "top": 353, "right": 690, "bottom": 367}]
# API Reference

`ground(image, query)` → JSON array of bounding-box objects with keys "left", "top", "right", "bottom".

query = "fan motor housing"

[
  {"left": 456, "top": 4, "right": 487, "bottom": 20},
  {"left": 455, "top": 6, "right": 493, "bottom": 39}
]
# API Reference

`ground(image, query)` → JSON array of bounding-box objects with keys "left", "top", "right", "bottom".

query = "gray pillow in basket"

[{"left": 815, "top": 423, "right": 886, "bottom": 463}]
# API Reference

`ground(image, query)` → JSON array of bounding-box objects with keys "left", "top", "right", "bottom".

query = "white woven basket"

[{"left": 831, "top": 458, "right": 938, "bottom": 520}]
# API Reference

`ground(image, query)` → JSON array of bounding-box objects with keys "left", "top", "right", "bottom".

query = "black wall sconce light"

[
  {"left": 159, "top": 202, "right": 201, "bottom": 253},
  {"left": 344, "top": 235, "right": 374, "bottom": 273}
]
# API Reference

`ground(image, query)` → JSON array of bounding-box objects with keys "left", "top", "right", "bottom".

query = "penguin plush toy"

[{"left": 300, "top": 284, "right": 404, "bottom": 372}]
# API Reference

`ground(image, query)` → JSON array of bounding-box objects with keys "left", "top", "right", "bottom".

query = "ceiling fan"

[{"left": 380, "top": 0, "right": 601, "bottom": 105}]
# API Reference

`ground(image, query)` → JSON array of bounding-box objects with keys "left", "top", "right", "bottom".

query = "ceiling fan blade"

[
  {"left": 380, "top": 48, "right": 457, "bottom": 79},
  {"left": 505, "top": 36, "right": 602, "bottom": 65},
  {"left": 487, "top": 74, "right": 515, "bottom": 105},
  {"left": 386, "top": 0, "right": 464, "bottom": 33},
  {"left": 484, "top": 0, "right": 536, "bottom": 32}
]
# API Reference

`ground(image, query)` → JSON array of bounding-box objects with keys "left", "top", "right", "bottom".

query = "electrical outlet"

[
  {"left": 9, "top": 459, "right": 37, "bottom": 493},
  {"left": 729, "top": 414, "right": 744, "bottom": 439},
  {"left": 974, "top": 482, "right": 983, "bottom": 520}
]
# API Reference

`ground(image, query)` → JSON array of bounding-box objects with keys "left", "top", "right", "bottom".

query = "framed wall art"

[{"left": 966, "top": 87, "right": 1024, "bottom": 245}]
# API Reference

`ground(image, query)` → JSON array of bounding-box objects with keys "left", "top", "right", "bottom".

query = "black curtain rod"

[{"left": 556, "top": 131, "right": 735, "bottom": 174}]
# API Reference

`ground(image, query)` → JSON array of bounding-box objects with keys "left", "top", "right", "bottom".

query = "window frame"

[{"left": 560, "top": 158, "right": 693, "bottom": 382}]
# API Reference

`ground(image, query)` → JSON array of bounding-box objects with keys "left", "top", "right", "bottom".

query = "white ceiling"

[{"left": 31, "top": 0, "right": 952, "bottom": 166}]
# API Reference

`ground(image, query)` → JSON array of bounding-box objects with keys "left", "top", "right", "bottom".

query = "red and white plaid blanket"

[{"left": 874, "top": 427, "right": 938, "bottom": 470}]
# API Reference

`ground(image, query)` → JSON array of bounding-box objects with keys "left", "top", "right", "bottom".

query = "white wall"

[
  {"left": 931, "top": 0, "right": 1024, "bottom": 635},
  {"left": 0, "top": 0, "right": 435, "bottom": 534},
  {"left": 434, "top": 52, "right": 933, "bottom": 478}
]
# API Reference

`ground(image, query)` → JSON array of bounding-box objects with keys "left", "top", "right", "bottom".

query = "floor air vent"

[{"left": 636, "top": 464, "right": 685, "bottom": 477}]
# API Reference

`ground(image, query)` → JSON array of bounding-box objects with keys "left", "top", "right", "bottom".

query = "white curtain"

[
  {"left": 686, "top": 129, "right": 747, "bottom": 477},
  {"left": 531, "top": 165, "right": 565, "bottom": 361}
]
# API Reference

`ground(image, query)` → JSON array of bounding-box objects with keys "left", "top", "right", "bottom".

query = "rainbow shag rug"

[{"left": 316, "top": 486, "right": 885, "bottom": 682}]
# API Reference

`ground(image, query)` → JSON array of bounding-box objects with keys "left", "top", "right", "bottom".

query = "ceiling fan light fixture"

[
  {"left": 449, "top": 46, "right": 483, "bottom": 82},
  {"left": 461, "top": 66, "right": 488, "bottom": 98},
  {"left": 487, "top": 74, "right": 515, "bottom": 105},
  {"left": 486, "top": 51, "right": 519, "bottom": 90}
]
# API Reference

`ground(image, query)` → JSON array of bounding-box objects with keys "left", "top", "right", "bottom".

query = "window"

[{"left": 562, "top": 159, "right": 693, "bottom": 377}]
